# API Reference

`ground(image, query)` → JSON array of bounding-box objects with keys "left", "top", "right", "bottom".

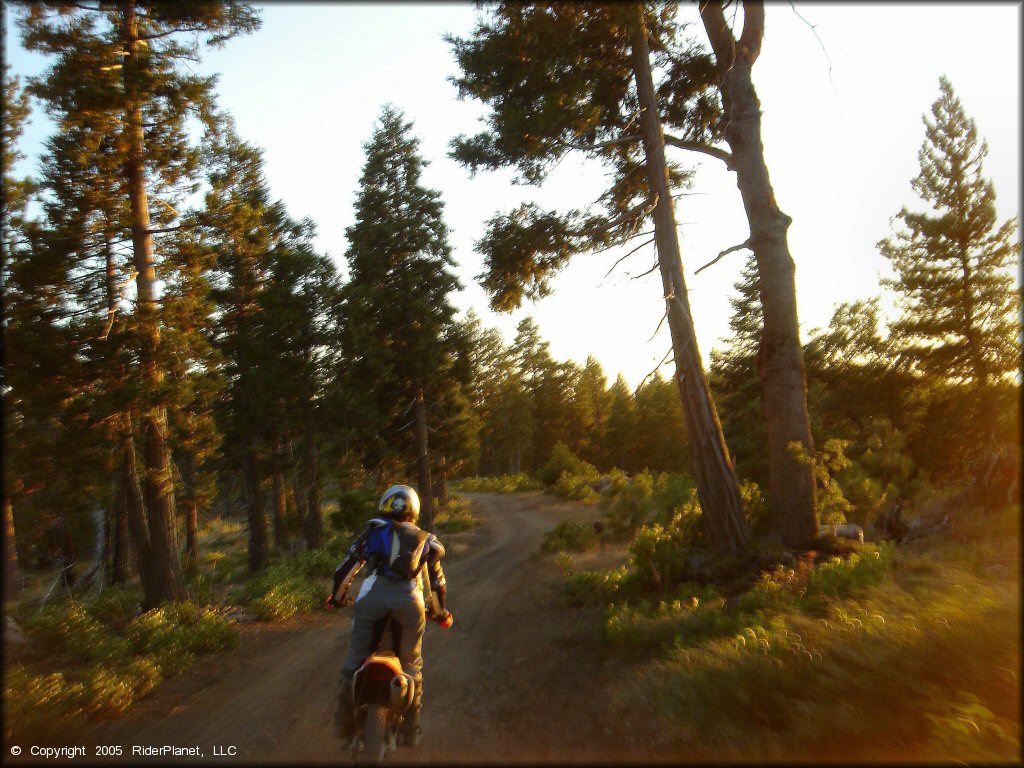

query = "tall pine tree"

[
  {"left": 340, "top": 105, "right": 464, "bottom": 532},
  {"left": 18, "top": 1, "right": 260, "bottom": 605},
  {"left": 880, "top": 77, "right": 1021, "bottom": 389}
]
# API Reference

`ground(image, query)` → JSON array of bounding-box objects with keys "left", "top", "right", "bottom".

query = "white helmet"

[{"left": 378, "top": 484, "right": 420, "bottom": 523}]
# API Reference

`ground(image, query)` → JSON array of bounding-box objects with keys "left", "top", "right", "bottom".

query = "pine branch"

[{"left": 554, "top": 134, "right": 642, "bottom": 153}]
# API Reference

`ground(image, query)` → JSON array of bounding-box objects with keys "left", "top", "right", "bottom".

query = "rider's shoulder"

[{"left": 366, "top": 517, "right": 391, "bottom": 529}]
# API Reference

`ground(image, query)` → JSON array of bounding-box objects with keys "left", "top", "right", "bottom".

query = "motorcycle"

[
  {"left": 349, "top": 648, "right": 416, "bottom": 763},
  {"left": 330, "top": 563, "right": 453, "bottom": 764}
]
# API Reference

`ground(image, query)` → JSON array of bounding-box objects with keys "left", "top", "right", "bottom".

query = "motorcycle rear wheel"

[{"left": 356, "top": 705, "right": 388, "bottom": 765}]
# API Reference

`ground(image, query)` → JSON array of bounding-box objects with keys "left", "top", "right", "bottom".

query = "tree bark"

[
  {"left": 4, "top": 496, "right": 21, "bottom": 601},
  {"left": 301, "top": 426, "right": 322, "bottom": 549},
  {"left": 110, "top": 478, "right": 130, "bottom": 586},
  {"left": 436, "top": 455, "right": 449, "bottom": 516},
  {"left": 699, "top": 1, "right": 817, "bottom": 547},
  {"left": 271, "top": 441, "right": 288, "bottom": 552},
  {"left": 244, "top": 447, "right": 270, "bottom": 572},
  {"left": 629, "top": 5, "right": 749, "bottom": 553},
  {"left": 120, "top": 2, "right": 185, "bottom": 604},
  {"left": 121, "top": 416, "right": 155, "bottom": 596},
  {"left": 179, "top": 451, "right": 199, "bottom": 575},
  {"left": 286, "top": 438, "right": 308, "bottom": 534},
  {"left": 413, "top": 387, "right": 434, "bottom": 533}
]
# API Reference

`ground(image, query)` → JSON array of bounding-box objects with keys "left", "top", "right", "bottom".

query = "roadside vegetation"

[{"left": 540, "top": 465, "right": 1019, "bottom": 762}]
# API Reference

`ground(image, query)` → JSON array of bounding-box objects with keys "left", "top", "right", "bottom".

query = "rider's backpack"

[{"left": 364, "top": 520, "right": 428, "bottom": 580}]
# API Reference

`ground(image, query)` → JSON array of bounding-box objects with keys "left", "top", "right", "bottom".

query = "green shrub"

[
  {"left": 435, "top": 495, "right": 478, "bottom": 533},
  {"left": 25, "top": 601, "right": 132, "bottom": 664},
  {"left": 330, "top": 481, "right": 378, "bottom": 533},
  {"left": 551, "top": 469, "right": 601, "bottom": 501},
  {"left": 563, "top": 566, "right": 631, "bottom": 605},
  {"left": 837, "top": 418, "right": 932, "bottom": 525},
  {"left": 239, "top": 544, "right": 347, "bottom": 621},
  {"left": 3, "top": 664, "right": 87, "bottom": 743},
  {"left": 789, "top": 438, "right": 856, "bottom": 526},
  {"left": 126, "top": 602, "right": 237, "bottom": 675},
  {"left": 455, "top": 473, "right": 542, "bottom": 493},
  {"left": 537, "top": 442, "right": 598, "bottom": 487},
  {"left": 802, "top": 542, "right": 895, "bottom": 599},
  {"left": 652, "top": 472, "right": 695, "bottom": 523},
  {"left": 542, "top": 520, "right": 598, "bottom": 553},
  {"left": 603, "top": 470, "right": 655, "bottom": 537}
]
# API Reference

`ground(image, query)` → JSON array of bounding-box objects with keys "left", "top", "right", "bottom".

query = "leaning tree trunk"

[
  {"left": 121, "top": 3, "right": 185, "bottom": 605},
  {"left": 121, "top": 416, "right": 156, "bottom": 597},
  {"left": 244, "top": 447, "right": 270, "bottom": 572},
  {"left": 629, "top": 6, "right": 749, "bottom": 553},
  {"left": 699, "top": 1, "right": 817, "bottom": 547},
  {"left": 413, "top": 386, "right": 434, "bottom": 533},
  {"left": 4, "top": 495, "right": 21, "bottom": 601}
]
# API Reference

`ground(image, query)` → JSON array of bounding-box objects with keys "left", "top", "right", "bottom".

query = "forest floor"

[{"left": 83, "top": 492, "right": 641, "bottom": 764}]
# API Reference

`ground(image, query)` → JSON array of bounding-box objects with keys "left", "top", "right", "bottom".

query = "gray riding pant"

[{"left": 340, "top": 573, "right": 426, "bottom": 688}]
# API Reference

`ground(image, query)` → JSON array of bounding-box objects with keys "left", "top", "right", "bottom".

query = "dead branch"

[
  {"left": 602, "top": 237, "right": 656, "bottom": 279},
  {"left": 695, "top": 239, "right": 752, "bottom": 275},
  {"left": 99, "top": 269, "right": 139, "bottom": 340}
]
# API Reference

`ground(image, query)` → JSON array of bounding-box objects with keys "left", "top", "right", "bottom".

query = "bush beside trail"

[
  {"left": 4, "top": 517, "right": 354, "bottom": 745},
  {"left": 554, "top": 494, "right": 1020, "bottom": 763}
]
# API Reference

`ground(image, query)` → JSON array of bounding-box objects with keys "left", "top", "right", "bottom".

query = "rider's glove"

[
  {"left": 433, "top": 610, "right": 454, "bottom": 629},
  {"left": 324, "top": 595, "right": 337, "bottom": 610}
]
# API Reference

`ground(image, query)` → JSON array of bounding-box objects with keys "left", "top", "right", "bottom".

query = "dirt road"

[{"left": 93, "top": 492, "right": 627, "bottom": 764}]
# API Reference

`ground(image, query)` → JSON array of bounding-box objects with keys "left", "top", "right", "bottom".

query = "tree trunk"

[
  {"left": 4, "top": 496, "right": 21, "bottom": 601},
  {"left": 287, "top": 438, "right": 309, "bottom": 534},
  {"left": 413, "top": 387, "right": 434, "bottom": 532},
  {"left": 271, "top": 443, "right": 288, "bottom": 552},
  {"left": 699, "top": 1, "right": 817, "bottom": 547},
  {"left": 120, "top": 3, "right": 185, "bottom": 605},
  {"left": 58, "top": 509, "right": 76, "bottom": 591},
  {"left": 301, "top": 426, "right": 322, "bottom": 550},
  {"left": 244, "top": 448, "right": 270, "bottom": 572},
  {"left": 630, "top": 6, "right": 748, "bottom": 553},
  {"left": 121, "top": 416, "right": 155, "bottom": 596},
  {"left": 110, "top": 478, "right": 130, "bottom": 586},
  {"left": 179, "top": 451, "right": 199, "bottom": 575},
  {"left": 436, "top": 455, "right": 449, "bottom": 516}
]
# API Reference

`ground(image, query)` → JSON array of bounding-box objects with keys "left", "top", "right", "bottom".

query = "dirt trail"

[{"left": 92, "top": 492, "right": 629, "bottom": 764}]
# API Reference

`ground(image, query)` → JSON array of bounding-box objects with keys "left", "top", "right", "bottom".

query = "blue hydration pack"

[{"left": 363, "top": 519, "right": 428, "bottom": 580}]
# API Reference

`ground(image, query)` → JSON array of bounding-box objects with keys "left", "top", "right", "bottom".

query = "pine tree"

[
  {"left": 880, "top": 76, "right": 1021, "bottom": 389},
  {"left": 710, "top": 254, "right": 768, "bottom": 485},
  {"left": 2, "top": 65, "right": 36, "bottom": 599},
  {"left": 18, "top": 2, "right": 260, "bottom": 604},
  {"left": 605, "top": 375, "right": 639, "bottom": 473},
  {"left": 449, "top": 2, "right": 750, "bottom": 551},
  {"left": 340, "top": 105, "right": 465, "bottom": 531}
]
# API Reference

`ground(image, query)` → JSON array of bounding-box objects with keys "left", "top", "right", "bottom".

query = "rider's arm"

[
  {"left": 329, "top": 524, "right": 375, "bottom": 604},
  {"left": 424, "top": 534, "right": 447, "bottom": 612}
]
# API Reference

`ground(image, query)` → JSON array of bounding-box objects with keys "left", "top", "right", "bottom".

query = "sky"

[{"left": 4, "top": 2, "right": 1021, "bottom": 388}]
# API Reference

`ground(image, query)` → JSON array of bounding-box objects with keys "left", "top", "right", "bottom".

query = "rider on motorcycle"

[{"left": 327, "top": 484, "right": 450, "bottom": 747}]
